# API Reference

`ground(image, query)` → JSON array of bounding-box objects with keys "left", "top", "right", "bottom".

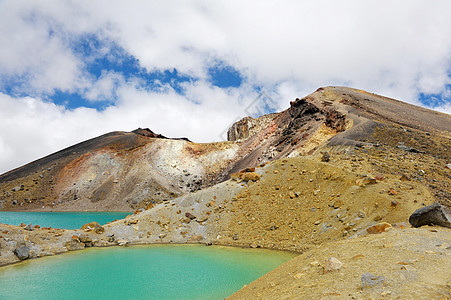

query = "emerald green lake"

[
  {"left": 0, "top": 245, "right": 296, "bottom": 300},
  {"left": 0, "top": 212, "right": 130, "bottom": 229}
]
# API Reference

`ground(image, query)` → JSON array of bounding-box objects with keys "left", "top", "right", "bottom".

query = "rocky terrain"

[
  {"left": 0, "top": 86, "right": 450, "bottom": 298},
  {"left": 1, "top": 87, "right": 449, "bottom": 212}
]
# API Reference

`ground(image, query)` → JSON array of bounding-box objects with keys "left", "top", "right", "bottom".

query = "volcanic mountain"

[
  {"left": 0, "top": 86, "right": 449, "bottom": 211},
  {"left": 1, "top": 86, "right": 450, "bottom": 298}
]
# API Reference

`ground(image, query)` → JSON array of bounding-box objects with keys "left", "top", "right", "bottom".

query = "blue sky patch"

[
  {"left": 71, "top": 34, "right": 197, "bottom": 95},
  {"left": 419, "top": 85, "right": 450, "bottom": 108},
  {"left": 0, "top": 34, "right": 199, "bottom": 110},
  {"left": 208, "top": 64, "right": 243, "bottom": 88},
  {"left": 49, "top": 90, "right": 114, "bottom": 111}
]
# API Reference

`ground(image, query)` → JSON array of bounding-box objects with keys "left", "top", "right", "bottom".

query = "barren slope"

[
  {"left": 0, "top": 122, "right": 450, "bottom": 298},
  {"left": 1, "top": 86, "right": 449, "bottom": 212}
]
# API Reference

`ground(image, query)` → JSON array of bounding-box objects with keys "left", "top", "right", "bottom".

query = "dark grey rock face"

[
  {"left": 409, "top": 203, "right": 451, "bottom": 228},
  {"left": 13, "top": 245, "right": 30, "bottom": 260}
]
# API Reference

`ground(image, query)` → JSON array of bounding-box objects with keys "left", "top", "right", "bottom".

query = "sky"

[{"left": 0, "top": 0, "right": 450, "bottom": 174}]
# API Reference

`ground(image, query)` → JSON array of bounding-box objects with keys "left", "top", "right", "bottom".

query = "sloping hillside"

[{"left": 0, "top": 86, "right": 449, "bottom": 212}]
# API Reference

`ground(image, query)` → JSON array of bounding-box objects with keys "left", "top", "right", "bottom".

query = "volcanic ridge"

[{"left": 0, "top": 86, "right": 450, "bottom": 299}]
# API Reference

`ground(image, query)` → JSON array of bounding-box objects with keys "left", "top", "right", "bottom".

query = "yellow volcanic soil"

[
  {"left": 0, "top": 151, "right": 450, "bottom": 299},
  {"left": 212, "top": 154, "right": 437, "bottom": 251},
  {"left": 229, "top": 226, "right": 451, "bottom": 300}
]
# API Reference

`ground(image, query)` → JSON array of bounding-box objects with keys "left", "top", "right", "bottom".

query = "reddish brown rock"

[
  {"left": 241, "top": 172, "right": 260, "bottom": 182},
  {"left": 388, "top": 189, "right": 398, "bottom": 195},
  {"left": 367, "top": 222, "right": 392, "bottom": 234}
]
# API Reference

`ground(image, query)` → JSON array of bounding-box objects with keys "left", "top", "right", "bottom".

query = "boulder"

[
  {"left": 65, "top": 240, "right": 85, "bottom": 251},
  {"left": 366, "top": 222, "right": 392, "bottom": 234},
  {"left": 81, "top": 222, "right": 105, "bottom": 233},
  {"left": 78, "top": 234, "right": 92, "bottom": 244},
  {"left": 241, "top": 172, "right": 260, "bottom": 182},
  {"left": 13, "top": 245, "right": 30, "bottom": 260},
  {"left": 323, "top": 257, "right": 343, "bottom": 273},
  {"left": 409, "top": 203, "right": 451, "bottom": 228}
]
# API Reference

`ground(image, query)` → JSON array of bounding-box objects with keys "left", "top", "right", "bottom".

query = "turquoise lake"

[
  {"left": 0, "top": 211, "right": 130, "bottom": 229},
  {"left": 0, "top": 244, "right": 296, "bottom": 300}
]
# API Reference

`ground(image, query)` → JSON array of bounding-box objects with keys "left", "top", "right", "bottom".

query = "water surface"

[
  {"left": 0, "top": 244, "right": 296, "bottom": 300},
  {"left": 0, "top": 211, "right": 130, "bottom": 229}
]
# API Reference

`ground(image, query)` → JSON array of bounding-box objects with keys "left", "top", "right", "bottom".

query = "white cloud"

[
  {"left": 83, "top": 71, "right": 124, "bottom": 102},
  {"left": 0, "top": 0, "right": 450, "bottom": 172},
  {"left": 0, "top": 2, "right": 85, "bottom": 94},
  {"left": 0, "top": 81, "right": 260, "bottom": 173},
  {"left": 82, "top": 0, "right": 451, "bottom": 106}
]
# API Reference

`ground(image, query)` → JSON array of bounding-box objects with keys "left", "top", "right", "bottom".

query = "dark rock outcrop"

[
  {"left": 409, "top": 203, "right": 451, "bottom": 228},
  {"left": 13, "top": 245, "right": 30, "bottom": 260},
  {"left": 132, "top": 128, "right": 167, "bottom": 139},
  {"left": 132, "top": 128, "right": 191, "bottom": 142}
]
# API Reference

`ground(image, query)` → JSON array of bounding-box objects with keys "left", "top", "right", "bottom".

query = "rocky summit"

[{"left": 0, "top": 86, "right": 450, "bottom": 299}]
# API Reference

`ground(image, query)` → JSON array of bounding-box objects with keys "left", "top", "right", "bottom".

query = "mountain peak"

[{"left": 1, "top": 87, "right": 449, "bottom": 211}]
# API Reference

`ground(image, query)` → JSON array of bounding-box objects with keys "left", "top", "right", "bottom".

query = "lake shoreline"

[
  {"left": 0, "top": 244, "right": 297, "bottom": 299},
  {"left": 0, "top": 219, "right": 303, "bottom": 268},
  {"left": 0, "top": 240, "right": 299, "bottom": 269}
]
